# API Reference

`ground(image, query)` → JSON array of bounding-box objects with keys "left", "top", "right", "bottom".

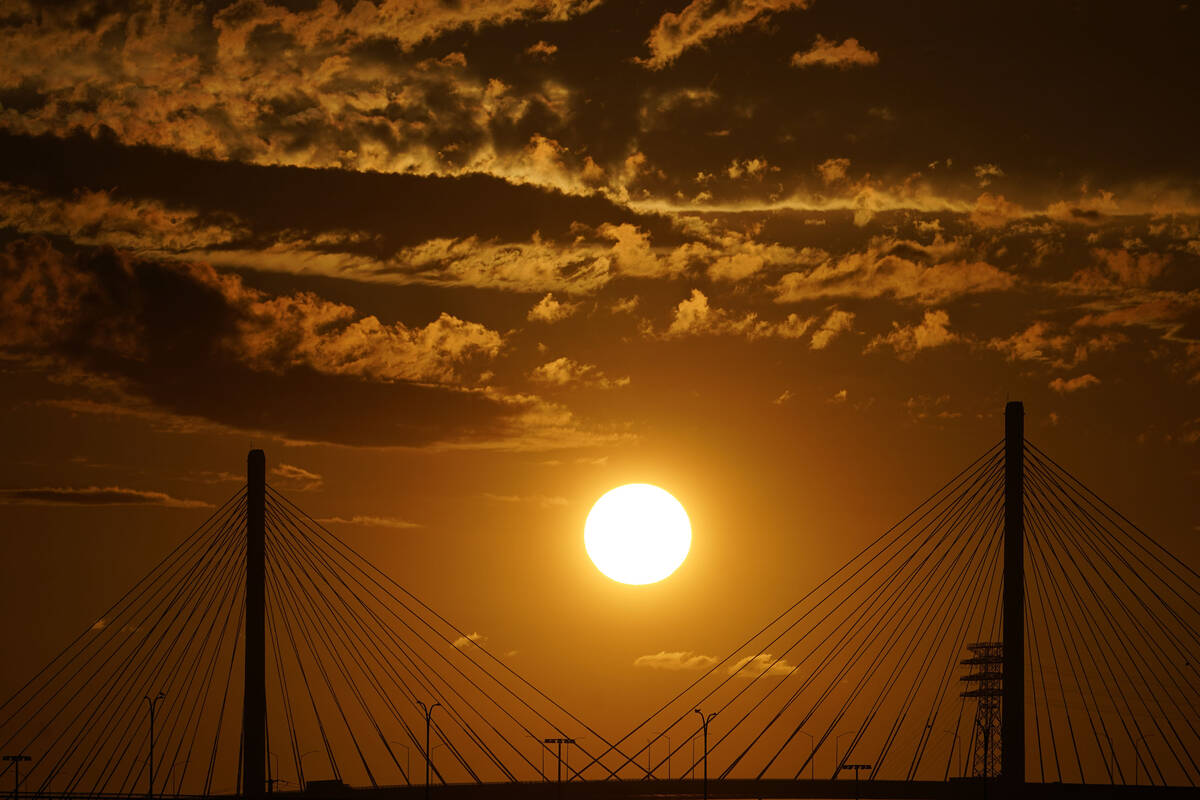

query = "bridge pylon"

[
  {"left": 245, "top": 450, "right": 267, "bottom": 800},
  {"left": 1001, "top": 402, "right": 1024, "bottom": 795}
]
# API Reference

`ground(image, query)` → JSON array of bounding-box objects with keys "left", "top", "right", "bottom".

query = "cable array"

[
  {"left": 1022, "top": 441, "right": 1199, "bottom": 787},
  {"left": 3, "top": 434, "right": 1197, "bottom": 794},
  {"left": 260, "top": 488, "right": 629, "bottom": 790},
  {"left": 0, "top": 482, "right": 633, "bottom": 796},
  {"left": 595, "top": 442, "right": 1009, "bottom": 783},
  {"left": 605, "top": 438, "right": 1200, "bottom": 788},
  {"left": 0, "top": 492, "right": 248, "bottom": 797}
]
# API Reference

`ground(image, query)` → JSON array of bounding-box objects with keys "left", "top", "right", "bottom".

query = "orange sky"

[{"left": 1, "top": 0, "right": 1198, "bottom": 791}]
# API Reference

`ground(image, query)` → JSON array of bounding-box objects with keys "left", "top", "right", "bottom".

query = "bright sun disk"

[{"left": 584, "top": 484, "right": 691, "bottom": 585}]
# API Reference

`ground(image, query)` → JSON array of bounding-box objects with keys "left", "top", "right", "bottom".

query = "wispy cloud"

[
  {"left": 633, "top": 651, "right": 719, "bottom": 671},
  {"left": 316, "top": 515, "right": 422, "bottom": 529},
  {"left": 453, "top": 631, "right": 487, "bottom": 649},
  {"left": 0, "top": 486, "right": 211, "bottom": 508},
  {"left": 729, "top": 653, "right": 794, "bottom": 677},
  {"left": 271, "top": 464, "right": 324, "bottom": 492},
  {"left": 791, "top": 36, "right": 879, "bottom": 69},
  {"left": 481, "top": 492, "right": 568, "bottom": 508},
  {"left": 1049, "top": 374, "right": 1100, "bottom": 393}
]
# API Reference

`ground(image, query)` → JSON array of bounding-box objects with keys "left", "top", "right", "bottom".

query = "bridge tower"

[
  {"left": 1001, "top": 402, "right": 1024, "bottom": 793},
  {"left": 244, "top": 450, "right": 267, "bottom": 800}
]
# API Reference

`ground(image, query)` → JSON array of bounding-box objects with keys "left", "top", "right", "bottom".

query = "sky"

[{"left": 1, "top": 0, "right": 1199, "bottom": 785}]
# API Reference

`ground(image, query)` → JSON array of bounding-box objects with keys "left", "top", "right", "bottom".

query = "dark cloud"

[
  {"left": 0, "top": 132, "right": 674, "bottom": 249},
  {"left": 0, "top": 237, "right": 519, "bottom": 447}
]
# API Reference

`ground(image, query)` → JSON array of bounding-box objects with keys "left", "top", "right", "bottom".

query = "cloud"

[
  {"left": 0, "top": 238, "right": 540, "bottom": 448},
  {"left": 904, "top": 394, "right": 961, "bottom": 423},
  {"left": 611, "top": 296, "right": 640, "bottom": 314},
  {"left": 453, "top": 632, "right": 487, "bottom": 648},
  {"left": 0, "top": 486, "right": 211, "bottom": 508},
  {"left": 527, "top": 292, "right": 581, "bottom": 322},
  {"left": 817, "top": 158, "right": 851, "bottom": 185},
  {"left": 640, "top": 0, "right": 811, "bottom": 69},
  {"left": 987, "top": 322, "right": 1073, "bottom": 363},
  {"left": 665, "top": 289, "right": 817, "bottom": 340},
  {"left": 316, "top": 515, "right": 422, "bottom": 529},
  {"left": 772, "top": 389, "right": 794, "bottom": 405},
  {"left": 973, "top": 164, "right": 1005, "bottom": 187},
  {"left": 633, "top": 651, "right": 719, "bottom": 671},
  {"left": 530, "top": 357, "right": 630, "bottom": 389},
  {"left": 810, "top": 309, "right": 855, "bottom": 350},
  {"left": 0, "top": 1, "right": 611, "bottom": 201},
  {"left": 828, "top": 389, "right": 848, "bottom": 404},
  {"left": 0, "top": 181, "right": 245, "bottom": 253},
  {"left": 481, "top": 492, "right": 568, "bottom": 508},
  {"left": 0, "top": 239, "right": 504, "bottom": 387},
  {"left": 1049, "top": 374, "right": 1100, "bottom": 393},
  {"left": 270, "top": 464, "right": 324, "bottom": 492},
  {"left": 1090, "top": 248, "right": 1169, "bottom": 288},
  {"left": 867, "top": 310, "right": 959, "bottom": 359},
  {"left": 525, "top": 40, "right": 558, "bottom": 59},
  {"left": 773, "top": 237, "right": 1015, "bottom": 304},
  {"left": 791, "top": 36, "right": 879, "bottom": 69},
  {"left": 1072, "top": 293, "right": 1200, "bottom": 343},
  {"left": 729, "top": 653, "right": 793, "bottom": 677}
]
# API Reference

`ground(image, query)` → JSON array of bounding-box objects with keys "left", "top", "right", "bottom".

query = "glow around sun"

[{"left": 584, "top": 484, "right": 691, "bottom": 585}]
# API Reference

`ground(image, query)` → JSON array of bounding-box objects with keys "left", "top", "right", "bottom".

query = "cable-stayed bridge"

[{"left": 1, "top": 402, "right": 1197, "bottom": 800}]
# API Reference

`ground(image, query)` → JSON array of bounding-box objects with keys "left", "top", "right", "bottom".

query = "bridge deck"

[{"left": 293, "top": 778, "right": 1200, "bottom": 800}]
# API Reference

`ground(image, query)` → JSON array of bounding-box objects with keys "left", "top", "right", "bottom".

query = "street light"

[
  {"left": 834, "top": 731, "right": 856, "bottom": 771},
  {"left": 943, "top": 729, "right": 963, "bottom": 778},
  {"left": 644, "top": 732, "right": 672, "bottom": 780},
  {"left": 267, "top": 752, "right": 281, "bottom": 794},
  {"left": 2, "top": 755, "right": 30, "bottom": 800},
  {"left": 542, "top": 738, "right": 575, "bottom": 785},
  {"left": 693, "top": 709, "right": 717, "bottom": 800},
  {"left": 298, "top": 750, "right": 319, "bottom": 788},
  {"left": 143, "top": 691, "right": 166, "bottom": 798},
  {"left": 840, "top": 763, "right": 871, "bottom": 800},
  {"left": 388, "top": 742, "right": 412, "bottom": 785},
  {"left": 415, "top": 701, "right": 441, "bottom": 800},
  {"left": 795, "top": 731, "right": 814, "bottom": 781}
]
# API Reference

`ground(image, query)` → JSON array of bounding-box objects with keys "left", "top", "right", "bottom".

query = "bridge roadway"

[
  {"left": 296, "top": 778, "right": 1200, "bottom": 800},
  {"left": 19, "top": 780, "right": 1199, "bottom": 800}
]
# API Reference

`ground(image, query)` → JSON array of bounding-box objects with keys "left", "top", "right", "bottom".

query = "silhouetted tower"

[
  {"left": 244, "top": 450, "right": 266, "bottom": 800},
  {"left": 1001, "top": 402, "right": 1024, "bottom": 791},
  {"left": 961, "top": 642, "right": 1003, "bottom": 778}
]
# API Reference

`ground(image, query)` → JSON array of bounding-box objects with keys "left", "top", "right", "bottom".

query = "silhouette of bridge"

[{"left": 1, "top": 403, "right": 1197, "bottom": 800}]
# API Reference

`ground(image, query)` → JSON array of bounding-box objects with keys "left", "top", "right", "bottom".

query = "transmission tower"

[{"left": 960, "top": 642, "right": 1003, "bottom": 779}]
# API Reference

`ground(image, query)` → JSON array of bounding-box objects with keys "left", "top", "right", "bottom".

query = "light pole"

[
  {"left": 835, "top": 731, "right": 855, "bottom": 772},
  {"left": 143, "top": 691, "right": 165, "bottom": 798},
  {"left": 298, "top": 750, "right": 319, "bottom": 788},
  {"left": 944, "top": 729, "right": 963, "bottom": 778},
  {"left": 389, "top": 742, "right": 412, "bottom": 785},
  {"left": 840, "top": 763, "right": 871, "bottom": 800},
  {"left": 2, "top": 755, "right": 30, "bottom": 800},
  {"left": 416, "top": 701, "right": 441, "bottom": 800},
  {"left": 542, "top": 738, "right": 575, "bottom": 784},
  {"left": 693, "top": 709, "right": 716, "bottom": 800},
  {"left": 267, "top": 752, "right": 280, "bottom": 794},
  {"left": 795, "top": 731, "right": 814, "bottom": 780}
]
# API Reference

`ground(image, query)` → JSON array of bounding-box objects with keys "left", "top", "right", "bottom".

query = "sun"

[{"left": 584, "top": 484, "right": 691, "bottom": 585}]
